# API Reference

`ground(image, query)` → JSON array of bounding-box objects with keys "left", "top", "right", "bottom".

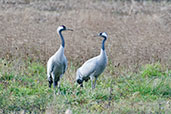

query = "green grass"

[{"left": 0, "top": 59, "right": 170, "bottom": 113}]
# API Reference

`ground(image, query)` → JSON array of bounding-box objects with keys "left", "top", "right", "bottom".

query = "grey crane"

[
  {"left": 76, "top": 32, "right": 108, "bottom": 89},
  {"left": 47, "top": 25, "right": 73, "bottom": 94}
]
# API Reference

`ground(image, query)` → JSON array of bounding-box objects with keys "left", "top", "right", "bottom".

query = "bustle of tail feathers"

[
  {"left": 47, "top": 73, "right": 53, "bottom": 88},
  {"left": 76, "top": 69, "right": 84, "bottom": 81},
  {"left": 76, "top": 69, "right": 80, "bottom": 80}
]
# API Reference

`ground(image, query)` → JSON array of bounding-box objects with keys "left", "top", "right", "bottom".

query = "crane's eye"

[{"left": 99, "top": 33, "right": 102, "bottom": 36}]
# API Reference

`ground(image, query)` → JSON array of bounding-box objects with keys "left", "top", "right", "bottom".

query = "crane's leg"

[
  {"left": 90, "top": 76, "right": 94, "bottom": 89},
  {"left": 93, "top": 77, "right": 97, "bottom": 89},
  {"left": 57, "top": 81, "right": 61, "bottom": 95}
]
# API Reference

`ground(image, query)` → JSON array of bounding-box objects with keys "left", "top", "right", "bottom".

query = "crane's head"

[
  {"left": 98, "top": 32, "right": 108, "bottom": 39},
  {"left": 57, "top": 25, "right": 73, "bottom": 33}
]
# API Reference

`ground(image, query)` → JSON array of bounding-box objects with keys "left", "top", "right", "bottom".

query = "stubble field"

[{"left": 0, "top": 0, "right": 171, "bottom": 113}]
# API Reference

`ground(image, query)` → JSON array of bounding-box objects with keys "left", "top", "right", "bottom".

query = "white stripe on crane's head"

[
  {"left": 57, "top": 25, "right": 73, "bottom": 33},
  {"left": 99, "top": 32, "right": 108, "bottom": 38},
  {"left": 102, "top": 32, "right": 108, "bottom": 38},
  {"left": 57, "top": 25, "right": 66, "bottom": 33}
]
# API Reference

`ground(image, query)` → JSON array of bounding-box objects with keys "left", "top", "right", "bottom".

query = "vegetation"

[
  {"left": 0, "top": 59, "right": 170, "bottom": 113},
  {"left": 0, "top": 0, "right": 171, "bottom": 113}
]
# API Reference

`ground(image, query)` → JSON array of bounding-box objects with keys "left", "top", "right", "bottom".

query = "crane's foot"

[
  {"left": 91, "top": 85, "right": 96, "bottom": 90},
  {"left": 53, "top": 89, "right": 61, "bottom": 95},
  {"left": 57, "top": 88, "right": 61, "bottom": 95},
  {"left": 57, "top": 91, "right": 61, "bottom": 95},
  {"left": 53, "top": 89, "right": 56, "bottom": 96}
]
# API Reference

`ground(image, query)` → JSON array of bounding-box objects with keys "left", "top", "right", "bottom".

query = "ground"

[{"left": 0, "top": 0, "right": 171, "bottom": 114}]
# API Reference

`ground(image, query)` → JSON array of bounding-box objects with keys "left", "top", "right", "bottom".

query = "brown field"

[
  {"left": 0, "top": 0, "right": 171, "bottom": 69},
  {"left": 0, "top": 1, "right": 171, "bottom": 113}
]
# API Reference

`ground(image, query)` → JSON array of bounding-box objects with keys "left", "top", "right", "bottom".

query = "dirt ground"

[{"left": 0, "top": 0, "right": 171, "bottom": 69}]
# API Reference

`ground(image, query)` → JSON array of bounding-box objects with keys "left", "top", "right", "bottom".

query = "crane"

[
  {"left": 47, "top": 25, "right": 73, "bottom": 94},
  {"left": 76, "top": 32, "right": 108, "bottom": 89}
]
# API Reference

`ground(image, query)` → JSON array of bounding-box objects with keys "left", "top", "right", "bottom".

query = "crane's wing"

[
  {"left": 79, "top": 57, "right": 97, "bottom": 77},
  {"left": 62, "top": 55, "right": 67, "bottom": 74}
]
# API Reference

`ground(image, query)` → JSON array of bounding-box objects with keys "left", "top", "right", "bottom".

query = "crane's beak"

[
  {"left": 66, "top": 28, "right": 73, "bottom": 31},
  {"left": 93, "top": 34, "right": 100, "bottom": 37}
]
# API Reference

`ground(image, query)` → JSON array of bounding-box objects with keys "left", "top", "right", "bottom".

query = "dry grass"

[
  {"left": 0, "top": 1, "right": 171, "bottom": 113},
  {"left": 0, "top": 0, "right": 171, "bottom": 69}
]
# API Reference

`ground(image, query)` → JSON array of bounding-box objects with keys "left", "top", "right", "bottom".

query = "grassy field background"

[{"left": 0, "top": 0, "right": 171, "bottom": 113}]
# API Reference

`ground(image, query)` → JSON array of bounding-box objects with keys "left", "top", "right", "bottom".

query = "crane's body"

[
  {"left": 47, "top": 25, "right": 72, "bottom": 94},
  {"left": 47, "top": 45, "right": 67, "bottom": 87},
  {"left": 76, "top": 32, "right": 108, "bottom": 89}
]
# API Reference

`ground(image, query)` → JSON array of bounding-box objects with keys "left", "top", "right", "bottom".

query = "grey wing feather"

[
  {"left": 63, "top": 55, "right": 67, "bottom": 74},
  {"left": 79, "top": 57, "right": 97, "bottom": 77}
]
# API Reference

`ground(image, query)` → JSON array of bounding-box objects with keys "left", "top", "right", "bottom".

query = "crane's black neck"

[
  {"left": 102, "top": 37, "right": 107, "bottom": 50},
  {"left": 58, "top": 31, "right": 65, "bottom": 47}
]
